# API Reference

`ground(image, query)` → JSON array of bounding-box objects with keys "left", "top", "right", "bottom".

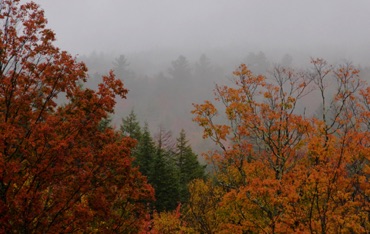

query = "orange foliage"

[
  {"left": 0, "top": 1, "right": 154, "bottom": 232},
  {"left": 190, "top": 60, "right": 370, "bottom": 233},
  {"left": 140, "top": 204, "right": 194, "bottom": 234}
]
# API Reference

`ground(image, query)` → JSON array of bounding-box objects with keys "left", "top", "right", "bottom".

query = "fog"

[
  {"left": 31, "top": 0, "right": 370, "bottom": 152},
  {"left": 35, "top": 0, "right": 370, "bottom": 62}
]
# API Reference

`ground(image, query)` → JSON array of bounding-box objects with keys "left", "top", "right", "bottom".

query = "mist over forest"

[
  {"left": 75, "top": 50, "right": 370, "bottom": 154},
  {"left": 2, "top": 1, "right": 370, "bottom": 232},
  {"left": 31, "top": 0, "right": 370, "bottom": 153}
]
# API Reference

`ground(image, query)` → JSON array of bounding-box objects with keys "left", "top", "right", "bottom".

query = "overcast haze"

[
  {"left": 14, "top": 0, "right": 370, "bottom": 153},
  {"left": 33, "top": 0, "right": 370, "bottom": 63}
]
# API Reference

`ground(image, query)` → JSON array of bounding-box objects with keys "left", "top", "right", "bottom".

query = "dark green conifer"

[
  {"left": 150, "top": 128, "right": 180, "bottom": 212},
  {"left": 120, "top": 109, "right": 142, "bottom": 141},
  {"left": 135, "top": 123, "right": 156, "bottom": 177},
  {"left": 175, "top": 129, "right": 206, "bottom": 203}
]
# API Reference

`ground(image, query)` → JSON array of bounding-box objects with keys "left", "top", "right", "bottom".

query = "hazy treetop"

[{"left": 32, "top": 0, "right": 370, "bottom": 63}]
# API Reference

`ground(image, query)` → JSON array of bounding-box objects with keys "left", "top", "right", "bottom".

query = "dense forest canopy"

[{"left": 1, "top": 0, "right": 369, "bottom": 233}]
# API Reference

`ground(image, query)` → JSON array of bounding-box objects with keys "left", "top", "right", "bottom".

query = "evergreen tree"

[
  {"left": 134, "top": 122, "right": 155, "bottom": 178},
  {"left": 168, "top": 55, "right": 192, "bottom": 80},
  {"left": 151, "top": 128, "right": 180, "bottom": 212},
  {"left": 175, "top": 129, "right": 206, "bottom": 203},
  {"left": 194, "top": 54, "right": 212, "bottom": 78},
  {"left": 113, "top": 54, "right": 132, "bottom": 80},
  {"left": 120, "top": 109, "right": 142, "bottom": 141}
]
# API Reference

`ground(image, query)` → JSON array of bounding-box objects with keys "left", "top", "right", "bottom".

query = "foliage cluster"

[
  {"left": 188, "top": 60, "right": 370, "bottom": 233},
  {"left": 0, "top": 1, "right": 154, "bottom": 232},
  {"left": 2, "top": 1, "right": 369, "bottom": 233},
  {"left": 121, "top": 111, "right": 206, "bottom": 212}
]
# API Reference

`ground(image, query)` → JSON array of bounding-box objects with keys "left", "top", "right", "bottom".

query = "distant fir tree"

[
  {"left": 120, "top": 109, "right": 141, "bottom": 141},
  {"left": 113, "top": 54, "right": 132, "bottom": 80},
  {"left": 194, "top": 54, "right": 212, "bottom": 78},
  {"left": 168, "top": 55, "right": 192, "bottom": 81},
  {"left": 175, "top": 129, "right": 206, "bottom": 203}
]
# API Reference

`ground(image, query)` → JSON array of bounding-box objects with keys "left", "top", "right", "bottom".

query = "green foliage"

[
  {"left": 120, "top": 113, "right": 205, "bottom": 212},
  {"left": 150, "top": 145, "right": 180, "bottom": 212},
  {"left": 120, "top": 109, "right": 142, "bottom": 141},
  {"left": 175, "top": 129, "right": 206, "bottom": 203},
  {"left": 135, "top": 123, "right": 156, "bottom": 177}
]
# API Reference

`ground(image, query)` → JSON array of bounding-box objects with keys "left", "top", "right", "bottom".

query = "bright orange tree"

[
  {"left": 191, "top": 60, "right": 369, "bottom": 233},
  {"left": 0, "top": 1, "right": 153, "bottom": 232}
]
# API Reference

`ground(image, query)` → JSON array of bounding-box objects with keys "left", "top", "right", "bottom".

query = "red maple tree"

[{"left": 0, "top": 1, "right": 154, "bottom": 232}]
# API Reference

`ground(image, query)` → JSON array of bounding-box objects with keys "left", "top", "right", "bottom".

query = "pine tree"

[
  {"left": 175, "top": 129, "right": 206, "bottom": 203},
  {"left": 120, "top": 109, "right": 142, "bottom": 141},
  {"left": 113, "top": 54, "right": 132, "bottom": 80},
  {"left": 135, "top": 123, "right": 156, "bottom": 177},
  {"left": 150, "top": 127, "right": 180, "bottom": 212},
  {"left": 168, "top": 55, "right": 192, "bottom": 81}
]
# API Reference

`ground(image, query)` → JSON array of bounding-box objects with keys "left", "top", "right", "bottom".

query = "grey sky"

[{"left": 33, "top": 0, "right": 370, "bottom": 62}]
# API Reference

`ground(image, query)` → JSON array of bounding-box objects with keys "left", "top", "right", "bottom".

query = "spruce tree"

[
  {"left": 150, "top": 128, "right": 180, "bottom": 212},
  {"left": 120, "top": 109, "right": 142, "bottom": 141},
  {"left": 175, "top": 129, "right": 206, "bottom": 203},
  {"left": 135, "top": 123, "right": 155, "bottom": 177}
]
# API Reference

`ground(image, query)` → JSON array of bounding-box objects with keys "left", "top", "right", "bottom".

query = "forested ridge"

[{"left": 1, "top": 1, "right": 369, "bottom": 233}]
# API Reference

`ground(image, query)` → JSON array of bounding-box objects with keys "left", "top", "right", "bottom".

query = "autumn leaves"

[
  {"left": 190, "top": 59, "right": 369, "bottom": 233},
  {"left": 1, "top": 0, "right": 369, "bottom": 233},
  {"left": 0, "top": 1, "right": 153, "bottom": 232}
]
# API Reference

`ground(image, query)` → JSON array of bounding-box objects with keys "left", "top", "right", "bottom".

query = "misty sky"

[{"left": 33, "top": 0, "right": 370, "bottom": 63}]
